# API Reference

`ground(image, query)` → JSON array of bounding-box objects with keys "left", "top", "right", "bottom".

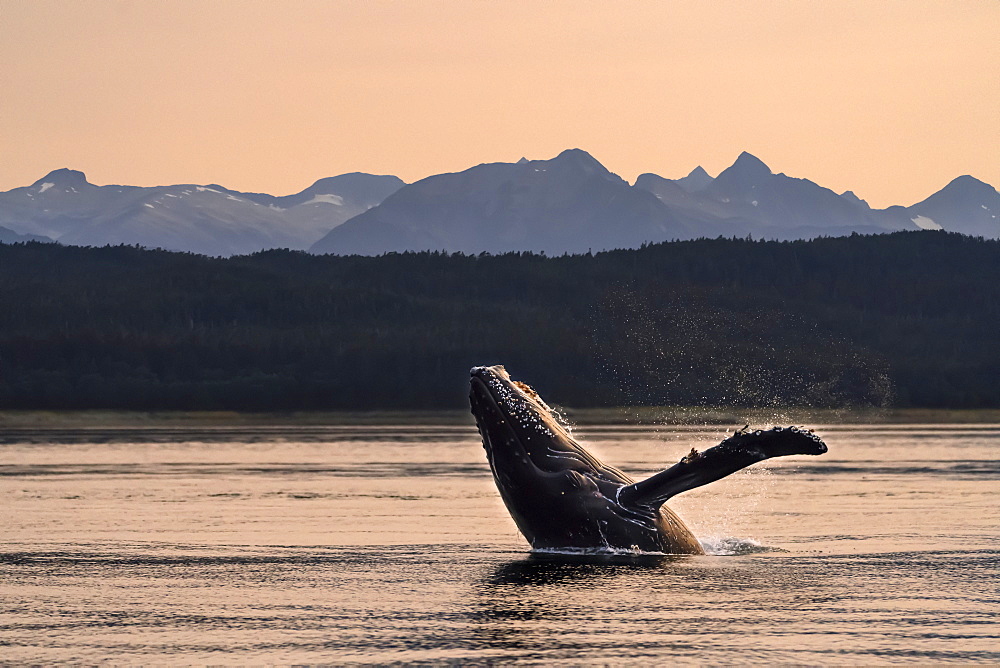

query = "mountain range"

[
  {"left": 0, "top": 169, "right": 403, "bottom": 256},
  {"left": 1, "top": 150, "right": 996, "bottom": 256}
]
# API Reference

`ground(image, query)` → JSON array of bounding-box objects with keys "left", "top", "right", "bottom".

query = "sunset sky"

[{"left": 2, "top": 0, "right": 997, "bottom": 208}]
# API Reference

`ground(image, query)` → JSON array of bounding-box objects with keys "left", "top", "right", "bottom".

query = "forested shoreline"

[{"left": 1, "top": 231, "right": 997, "bottom": 410}]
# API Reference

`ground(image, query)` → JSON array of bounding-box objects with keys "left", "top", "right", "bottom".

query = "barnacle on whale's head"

[{"left": 513, "top": 380, "right": 540, "bottom": 402}]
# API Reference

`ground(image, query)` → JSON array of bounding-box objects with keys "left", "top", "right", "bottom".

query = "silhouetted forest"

[{"left": 1, "top": 231, "right": 997, "bottom": 410}]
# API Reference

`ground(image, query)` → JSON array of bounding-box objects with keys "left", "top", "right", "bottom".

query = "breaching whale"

[{"left": 469, "top": 365, "right": 827, "bottom": 554}]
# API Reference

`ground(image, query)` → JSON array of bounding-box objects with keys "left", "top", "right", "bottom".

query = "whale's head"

[
  {"left": 469, "top": 365, "right": 686, "bottom": 551},
  {"left": 470, "top": 364, "right": 623, "bottom": 478}
]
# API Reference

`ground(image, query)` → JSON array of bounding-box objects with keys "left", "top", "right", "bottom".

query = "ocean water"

[{"left": 1, "top": 423, "right": 998, "bottom": 664}]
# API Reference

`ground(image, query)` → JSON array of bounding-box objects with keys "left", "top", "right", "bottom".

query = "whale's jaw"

[{"left": 469, "top": 365, "right": 617, "bottom": 477}]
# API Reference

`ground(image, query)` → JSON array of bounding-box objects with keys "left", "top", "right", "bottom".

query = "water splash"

[
  {"left": 590, "top": 286, "right": 894, "bottom": 412},
  {"left": 699, "top": 535, "right": 785, "bottom": 555},
  {"left": 530, "top": 536, "right": 784, "bottom": 558},
  {"left": 548, "top": 403, "right": 576, "bottom": 436}
]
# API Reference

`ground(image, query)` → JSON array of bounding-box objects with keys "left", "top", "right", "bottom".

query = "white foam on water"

[
  {"left": 699, "top": 535, "right": 782, "bottom": 555},
  {"left": 531, "top": 545, "right": 662, "bottom": 557},
  {"left": 531, "top": 537, "right": 781, "bottom": 557}
]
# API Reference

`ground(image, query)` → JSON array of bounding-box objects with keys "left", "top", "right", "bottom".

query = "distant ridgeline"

[
  {"left": 3, "top": 152, "right": 998, "bottom": 256},
  {"left": 1, "top": 231, "right": 998, "bottom": 410}
]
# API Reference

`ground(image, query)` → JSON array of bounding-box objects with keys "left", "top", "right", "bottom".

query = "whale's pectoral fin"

[{"left": 618, "top": 427, "right": 827, "bottom": 509}]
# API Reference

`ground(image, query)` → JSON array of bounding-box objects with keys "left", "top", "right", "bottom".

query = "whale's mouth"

[
  {"left": 469, "top": 374, "right": 526, "bottom": 462},
  {"left": 469, "top": 366, "right": 555, "bottom": 440},
  {"left": 470, "top": 365, "right": 559, "bottom": 424},
  {"left": 469, "top": 367, "right": 551, "bottom": 469}
]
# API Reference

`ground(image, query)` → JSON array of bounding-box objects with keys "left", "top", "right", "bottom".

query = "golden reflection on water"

[{"left": 1, "top": 424, "right": 998, "bottom": 663}]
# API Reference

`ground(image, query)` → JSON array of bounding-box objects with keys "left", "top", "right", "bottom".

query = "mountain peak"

[
  {"left": 548, "top": 148, "right": 610, "bottom": 175},
  {"left": 707, "top": 152, "right": 773, "bottom": 196},
  {"left": 730, "top": 151, "right": 772, "bottom": 177},
  {"left": 284, "top": 173, "right": 405, "bottom": 209},
  {"left": 911, "top": 174, "right": 999, "bottom": 213},
  {"left": 675, "top": 165, "right": 714, "bottom": 192},
  {"left": 841, "top": 190, "right": 870, "bottom": 209},
  {"left": 305, "top": 174, "right": 353, "bottom": 193},
  {"left": 938, "top": 174, "right": 997, "bottom": 197},
  {"left": 687, "top": 166, "right": 711, "bottom": 179},
  {"left": 32, "top": 168, "right": 89, "bottom": 187}
]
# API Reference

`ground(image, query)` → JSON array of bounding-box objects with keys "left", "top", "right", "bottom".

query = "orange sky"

[{"left": 2, "top": 0, "right": 997, "bottom": 208}]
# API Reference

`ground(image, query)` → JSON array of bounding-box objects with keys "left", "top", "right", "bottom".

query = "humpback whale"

[{"left": 469, "top": 365, "right": 827, "bottom": 554}]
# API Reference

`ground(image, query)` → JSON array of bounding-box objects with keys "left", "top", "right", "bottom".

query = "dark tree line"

[{"left": 0, "top": 230, "right": 997, "bottom": 410}]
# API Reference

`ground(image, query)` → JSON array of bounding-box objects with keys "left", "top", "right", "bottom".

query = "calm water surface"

[{"left": 1, "top": 423, "right": 998, "bottom": 664}]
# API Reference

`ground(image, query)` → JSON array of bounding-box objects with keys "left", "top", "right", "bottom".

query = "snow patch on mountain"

[
  {"left": 911, "top": 215, "right": 942, "bottom": 230},
  {"left": 302, "top": 194, "right": 344, "bottom": 206}
]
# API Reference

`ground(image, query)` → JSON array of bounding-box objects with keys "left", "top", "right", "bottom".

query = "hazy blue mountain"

[
  {"left": 0, "top": 225, "right": 52, "bottom": 244},
  {"left": 840, "top": 190, "right": 871, "bottom": 209},
  {"left": 632, "top": 172, "right": 748, "bottom": 238},
  {"left": 633, "top": 172, "right": 693, "bottom": 203},
  {"left": 0, "top": 170, "right": 404, "bottom": 256},
  {"left": 634, "top": 152, "right": 918, "bottom": 240},
  {"left": 689, "top": 155, "right": 996, "bottom": 239},
  {"left": 674, "top": 165, "right": 714, "bottom": 192},
  {"left": 274, "top": 173, "right": 404, "bottom": 209},
  {"left": 696, "top": 152, "right": 903, "bottom": 238},
  {"left": 0, "top": 169, "right": 141, "bottom": 241},
  {"left": 880, "top": 175, "right": 999, "bottom": 239},
  {"left": 3, "top": 155, "right": 996, "bottom": 256},
  {"left": 310, "top": 149, "right": 688, "bottom": 255}
]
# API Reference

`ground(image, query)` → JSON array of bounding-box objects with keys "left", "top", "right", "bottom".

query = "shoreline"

[{"left": 2, "top": 407, "right": 1000, "bottom": 429}]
